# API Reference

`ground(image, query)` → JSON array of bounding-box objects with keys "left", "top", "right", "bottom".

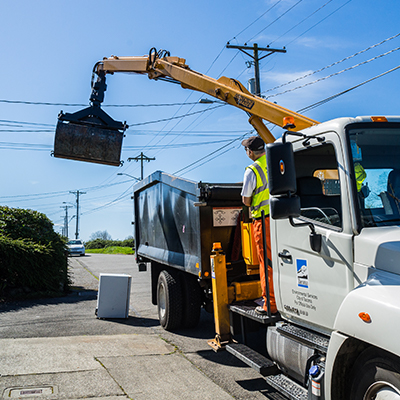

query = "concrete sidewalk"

[
  {"left": 0, "top": 258, "right": 234, "bottom": 400},
  {"left": 0, "top": 334, "right": 233, "bottom": 399}
]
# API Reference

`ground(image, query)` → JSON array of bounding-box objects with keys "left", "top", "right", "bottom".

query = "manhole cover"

[{"left": 3, "top": 386, "right": 57, "bottom": 398}]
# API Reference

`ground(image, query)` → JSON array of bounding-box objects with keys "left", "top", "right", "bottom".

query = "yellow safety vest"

[
  {"left": 247, "top": 154, "right": 270, "bottom": 218},
  {"left": 354, "top": 163, "right": 366, "bottom": 192}
]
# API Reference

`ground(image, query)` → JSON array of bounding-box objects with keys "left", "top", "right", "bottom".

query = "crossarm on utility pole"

[{"left": 100, "top": 55, "right": 319, "bottom": 137}]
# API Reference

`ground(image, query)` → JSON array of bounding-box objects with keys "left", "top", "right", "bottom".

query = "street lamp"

[
  {"left": 198, "top": 98, "right": 224, "bottom": 104},
  {"left": 117, "top": 173, "right": 140, "bottom": 181}
]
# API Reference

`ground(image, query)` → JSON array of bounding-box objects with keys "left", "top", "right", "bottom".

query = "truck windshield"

[{"left": 348, "top": 123, "right": 400, "bottom": 228}]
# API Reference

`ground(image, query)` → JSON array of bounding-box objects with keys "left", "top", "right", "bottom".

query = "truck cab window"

[
  {"left": 294, "top": 144, "right": 342, "bottom": 228},
  {"left": 349, "top": 124, "right": 400, "bottom": 228}
]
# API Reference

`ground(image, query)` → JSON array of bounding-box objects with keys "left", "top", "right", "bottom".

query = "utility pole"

[
  {"left": 69, "top": 190, "right": 86, "bottom": 239},
  {"left": 127, "top": 152, "right": 155, "bottom": 180},
  {"left": 226, "top": 43, "right": 286, "bottom": 96},
  {"left": 60, "top": 203, "right": 73, "bottom": 239}
]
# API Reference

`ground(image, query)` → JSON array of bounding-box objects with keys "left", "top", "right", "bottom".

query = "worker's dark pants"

[{"left": 253, "top": 216, "right": 277, "bottom": 314}]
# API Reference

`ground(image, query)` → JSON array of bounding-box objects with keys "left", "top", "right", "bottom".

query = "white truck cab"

[{"left": 266, "top": 116, "right": 400, "bottom": 399}]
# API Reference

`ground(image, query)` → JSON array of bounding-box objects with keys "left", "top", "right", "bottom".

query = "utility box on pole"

[{"left": 248, "top": 78, "right": 256, "bottom": 95}]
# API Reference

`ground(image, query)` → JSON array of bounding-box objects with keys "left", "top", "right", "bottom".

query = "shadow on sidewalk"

[{"left": 0, "top": 288, "right": 98, "bottom": 313}]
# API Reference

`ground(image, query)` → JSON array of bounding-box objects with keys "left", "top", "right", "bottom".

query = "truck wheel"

[
  {"left": 157, "top": 270, "right": 183, "bottom": 331},
  {"left": 349, "top": 347, "right": 400, "bottom": 400},
  {"left": 182, "top": 274, "right": 202, "bottom": 329}
]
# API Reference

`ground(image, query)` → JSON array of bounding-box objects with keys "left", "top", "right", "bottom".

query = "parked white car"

[{"left": 67, "top": 239, "right": 85, "bottom": 256}]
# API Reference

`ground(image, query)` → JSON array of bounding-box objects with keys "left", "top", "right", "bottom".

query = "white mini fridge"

[{"left": 96, "top": 273, "right": 132, "bottom": 318}]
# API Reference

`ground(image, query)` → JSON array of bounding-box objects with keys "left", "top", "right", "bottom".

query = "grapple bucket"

[{"left": 53, "top": 106, "right": 127, "bottom": 167}]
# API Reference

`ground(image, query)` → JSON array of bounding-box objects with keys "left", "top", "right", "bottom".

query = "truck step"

[
  {"left": 228, "top": 302, "right": 281, "bottom": 324},
  {"left": 277, "top": 323, "right": 330, "bottom": 353},
  {"left": 226, "top": 343, "right": 279, "bottom": 376},
  {"left": 266, "top": 374, "right": 308, "bottom": 400}
]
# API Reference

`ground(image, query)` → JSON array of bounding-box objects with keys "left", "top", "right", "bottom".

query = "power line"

[
  {"left": 0, "top": 179, "right": 132, "bottom": 201},
  {"left": 204, "top": 45, "right": 226, "bottom": 75},
  {"left": 130, "top": 129, "right": 247, "bottom": 135},
  {"left": 127, "top": 104, "right": 225, "bottom": 127},
  {"left": 262, "top": 32, "right": 400, "bottom": 95},
  {"left": 267, "top": 0, "right": 334, "bottom": 46},
  {"left": 0, "top": 99, "right": 206, "bottom": 107},
  {"left": 0, "top": 119, "right": 54, "bottom": 127},
  {"left": 265, "top": 46, "right": 400, "bottom": 99},
  {"left": 173, "top": 132, "right": 249, "bottom": 176},
  {"left": 81, "top": 185, "right": 133, "bottom": 216},
  {"left": 0, "top": 137, "right": 243, "bottom": 152},
  {"left": 285, "top": 0, "right": 352, "bottom": 47},
  {"left": 297, "top": 64, "right": 400, "bottom": 113},
  {"left": 0, "top": 129, "right": 53, "bottom": 132},
  {"left": 125, "top": 138, "right": 236, "bottom": 149},
  {"left": 228, "top": 0, "right": 283, "bottom": 43},
  {"left": 0, "top": 124, "right": 246, "bottom": 136},
  {"left": 246, "top": 0, "right": 304, "bottom": 43},
  {"left": 0, "top": 142, "right": 51, "bottom": 151}
]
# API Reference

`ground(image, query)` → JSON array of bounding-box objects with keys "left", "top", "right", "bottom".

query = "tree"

[
  {"left": 89, "top": 230, "right": 112, "bottom": 241},
  {"left": 0, "top": 206, "right": 69, "bottom": 299}
]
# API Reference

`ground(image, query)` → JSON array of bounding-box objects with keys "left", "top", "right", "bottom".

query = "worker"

[
  {"left": 354, "top": 162, "right": 367, "bottom": 192},
  {"left": 351, "top": 141, "right": 370, "bottom": 199},
  {"left": 241, "top": 136, "right": 277, "bottom": 315}
]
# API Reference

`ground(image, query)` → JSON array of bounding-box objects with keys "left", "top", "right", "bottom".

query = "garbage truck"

[{"left": 53, "top": 48, "right": 400, "bottom": 400}]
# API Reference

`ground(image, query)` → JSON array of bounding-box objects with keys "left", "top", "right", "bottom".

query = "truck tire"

[
  {"left": 349, "top": 347, "right": 400, "bottom": 400},
  {"left": 157, "top": 270, "right": 183, "bottom": 331},
  {"left": 182, "top": 274, "right": 202, "bottom": 329}
]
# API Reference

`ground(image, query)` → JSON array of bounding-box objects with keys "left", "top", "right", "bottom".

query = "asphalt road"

[{"left": 0, "top": 254, "right": 280, "bottom": 399}]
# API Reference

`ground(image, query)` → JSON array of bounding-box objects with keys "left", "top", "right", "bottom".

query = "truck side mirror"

[
  {"left": 266, "top": 141, "right": 322, "bottom": 253},
  {"left": 266, "top": 142, "right": 297, "bottom": 195},
  {"left": 266, "top": 142, "right": 300, "bottom": 219}
]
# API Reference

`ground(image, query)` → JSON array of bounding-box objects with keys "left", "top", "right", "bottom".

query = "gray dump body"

[{"left": 133, "top": 171, "right": 243, "bottom": 277}]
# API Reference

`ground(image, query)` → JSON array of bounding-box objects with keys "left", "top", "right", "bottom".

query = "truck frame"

[{"left": 54, "top": 48, "right": 400, "bottom": 400}]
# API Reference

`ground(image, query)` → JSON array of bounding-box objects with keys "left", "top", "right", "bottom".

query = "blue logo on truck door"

[{"left": 296, "top": 259, "right": 309, "bottom": 288}]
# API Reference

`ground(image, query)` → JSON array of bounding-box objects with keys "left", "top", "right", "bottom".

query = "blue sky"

[{"left": 1, "top": 0, "right": 400, "bottom": 241}]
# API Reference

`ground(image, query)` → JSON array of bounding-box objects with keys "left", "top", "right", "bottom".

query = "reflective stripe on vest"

[{"left": 247, "top": 154, "right": 270, "bottom": 218}]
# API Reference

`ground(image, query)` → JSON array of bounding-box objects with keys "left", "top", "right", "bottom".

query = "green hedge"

[
  {"left": 85, "top": 237, "right": 135, "bottom": 249},
  {"left": 0, "top": 206, "right": 70, "bottom": 300}
]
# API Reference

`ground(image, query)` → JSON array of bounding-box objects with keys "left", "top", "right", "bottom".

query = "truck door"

[{"left": 272, "top": 134, "right": 354, "bottom": 332}]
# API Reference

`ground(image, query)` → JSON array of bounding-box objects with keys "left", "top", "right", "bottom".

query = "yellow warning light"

[
  {"left": 283, "top": 116, "right": 296, "bottom": 129},
  {"left": 371, "top": 116, "right": 388, "bottom": 122},
  {"left": 212, "top": 242, "right": 222, "bottom": 251},
  {"left": 358, "top": 312, "right": 371, "bottom": 323},
  {"left": 204, "top": 271, "right": 210, "bottom": 277}
]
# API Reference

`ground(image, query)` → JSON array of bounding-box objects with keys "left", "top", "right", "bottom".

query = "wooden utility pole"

[
  {"left": 70, "top": 190, "right": 86, "bottom": 239},
  {"left": 60, "top": 203, "right": 73, "bottom": 239},
  {"left": 127, "top": 152, "right": 155, "bottom": 180},
  {"left": 226, "top": 43, "right": 286, "bottom": 96}
]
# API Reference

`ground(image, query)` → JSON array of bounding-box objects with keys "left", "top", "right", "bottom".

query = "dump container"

[{"left": 133, "top": 171, "right": 244, "bottom": 278}]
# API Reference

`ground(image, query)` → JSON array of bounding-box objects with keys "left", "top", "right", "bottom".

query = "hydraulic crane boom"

[
  {"left": 100, "top": 52, "right": 319, "bottom": 133},
  {"left": 53, "top": 48, "right": 319, "bottom": 166}
]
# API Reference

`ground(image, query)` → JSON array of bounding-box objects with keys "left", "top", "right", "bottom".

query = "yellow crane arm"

[
  {"left": 53, "top": 50, "right": 320, "bottom": 166},
  {"left": 99, "top": 54, "right": 319, "bottom": 142}
]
